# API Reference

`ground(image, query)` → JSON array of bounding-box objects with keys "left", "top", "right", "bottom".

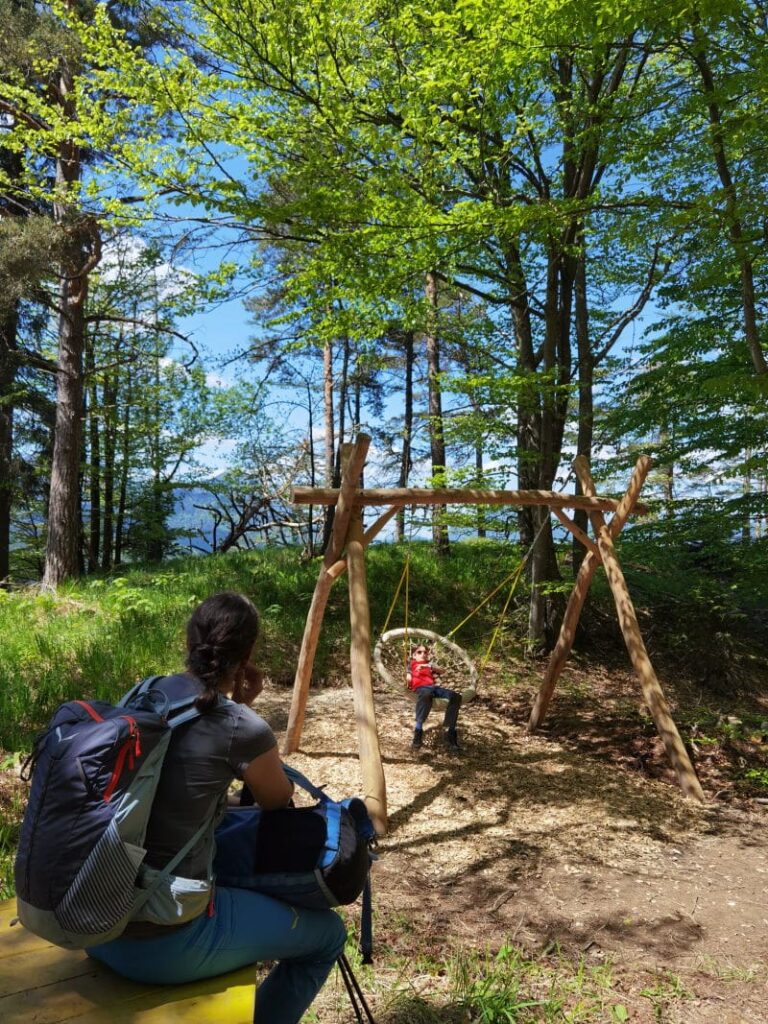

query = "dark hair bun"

[{"left": 186, "top": 593, "right": 259, "bottom": 711}]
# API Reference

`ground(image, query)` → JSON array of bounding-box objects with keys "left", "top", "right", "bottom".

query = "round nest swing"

[{"left": 372, "top": 628, "right": 478, "bottom": 703}]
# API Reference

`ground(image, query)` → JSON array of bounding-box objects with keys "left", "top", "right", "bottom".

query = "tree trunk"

[
  {"left": 395, "top": 329, "right": 414, "bottom": 543},
  {"left": 742, "top": 454, "right": 751, "bottom": 545},
  {"left": 323, "top": 334, "right": 351, "bottom": 551},
  {"left": 85, "top": 335, "right": 100, "bottom": 572},
  {"left": 337, "top": 334, "right": 350, "bottom": 468},
  {"left": 44, "top": 257, "right": 89, "bottom": 587},
  {"left": 44, "top": 228, "right": 93, "bottom": 589},
  {"left": 101, "top": 371, "right": 116, "bottom": 570},
  {"left": 690, "top": 34, "right": 768, "bottom": 376},
  {"left": 425, "top": 271, "right": 449, "bottom": 556},
  {"left": 42, "top": 57, "right": 100, "bottom": 588},
  {"left": 320, "top": 337, "right": 335, "bottom": 552},
  {"left": 573, "top": 250, "right": 593, "bottom": 576},
  {"left": 114, "top": 372, "right": 131, "bottom": 565},
  {"left": 0, "top": 305, "right": 18, "bottom": 586},
  {"left": 146, "top": 353, "right": 165, "bottom": 564},
  {"left": 305, "top": 381, "right": 316, "bottom": 557},
  {"left": 475, "top": 439, "right": 486, "bottom": 539},
  {"left": 504, "top": 242, "right": 563, "bottom": 648}
]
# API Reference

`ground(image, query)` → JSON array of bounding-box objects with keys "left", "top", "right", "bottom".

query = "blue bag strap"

[
  {"left": 282, "top": 764, "right": 330, "bottom": 803},
  {"left": 318, "top": 803, "right": 342, "bottom": 871},
  {"left": 168, "top": 702, "right": 204, "bottom": 729}
]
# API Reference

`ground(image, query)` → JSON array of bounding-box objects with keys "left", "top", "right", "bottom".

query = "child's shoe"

[
  {"left": 411, "top": 728, "right": 423, "bottom": 750},
  {"left": 445, "top": 728, "right": 461, "bottom": 752}
]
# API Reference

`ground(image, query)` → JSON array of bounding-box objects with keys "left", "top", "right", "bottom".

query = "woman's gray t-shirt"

[{"left": 143, "top": 673, "right": 276, "bottom": 879}]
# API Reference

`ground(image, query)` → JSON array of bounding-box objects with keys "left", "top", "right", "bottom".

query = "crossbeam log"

[
  {"left": 326, "top": 505, "right": 400, "bottom": 580},
  {"left": 292, "top": 486, "right": 646, "bottom": 516},
  {"left": 551, "top": 507, "right": 601, "bottom": 559}
]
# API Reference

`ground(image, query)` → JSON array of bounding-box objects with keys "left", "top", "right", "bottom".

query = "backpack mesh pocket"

[{"left": 55, "top": 820, "right": 145, "bottom": 935}]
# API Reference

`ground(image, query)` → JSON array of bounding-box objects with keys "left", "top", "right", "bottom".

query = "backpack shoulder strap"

[
  {"left": 118, "top": 675, "right": 165, "bottom": 708},
  {"left": 282, "top": 764, "right": 330, "bottom": 803},
  {"left": 120, "top": 676, "right": 202, "bottom": 729},
  {"left": 131, "top": 811, "right": 213, "bottom": 918}
]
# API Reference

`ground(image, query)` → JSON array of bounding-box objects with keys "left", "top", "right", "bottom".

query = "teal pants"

[{"left": 88, "top": 886, "right": 347, "bottom": 1024}]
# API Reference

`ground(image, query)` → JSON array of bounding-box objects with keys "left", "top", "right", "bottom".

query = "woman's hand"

[{"left": 233, "top": 662, "right": 264, "bottom": 706}]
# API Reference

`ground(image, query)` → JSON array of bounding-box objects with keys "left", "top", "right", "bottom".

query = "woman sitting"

[{"left": 87, "top": 591, "right": 346, "bottom": 1024}]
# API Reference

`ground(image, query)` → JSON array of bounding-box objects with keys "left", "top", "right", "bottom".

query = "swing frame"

[{"left": 285, "top": 434, "right": 704, "bottom": 835}]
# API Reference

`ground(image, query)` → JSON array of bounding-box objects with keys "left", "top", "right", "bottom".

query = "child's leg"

[
  {"left": 414, "top": 686, "right": 435, "bottom": 729},
  {"left": 434, "top": 686, "right": 462, "bottom": 732}
]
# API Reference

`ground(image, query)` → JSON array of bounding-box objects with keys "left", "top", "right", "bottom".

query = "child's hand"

[{"left": 233, "top": 663, "right": 264, "bottom": 705}]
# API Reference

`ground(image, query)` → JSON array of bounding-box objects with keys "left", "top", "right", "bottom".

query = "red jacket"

[{"left": 408, "top": 660, "right": 436, "bottom": 690}]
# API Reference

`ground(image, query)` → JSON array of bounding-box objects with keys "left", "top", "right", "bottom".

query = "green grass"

[{"left": 339, "top": 942, "right": 637, "bottom": 1023}]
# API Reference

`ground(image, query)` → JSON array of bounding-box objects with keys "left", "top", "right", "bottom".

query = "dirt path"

[{"left": 259, "top": 681, "right": 768, "bottom": 1022}]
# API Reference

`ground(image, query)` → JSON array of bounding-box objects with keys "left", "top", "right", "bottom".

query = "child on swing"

[{"left": 407, "top": 643, "right": 462, "bottom": 752}]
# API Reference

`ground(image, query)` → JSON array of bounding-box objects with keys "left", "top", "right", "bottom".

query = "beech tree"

[{"left": 39, "top": 0, "right": 767, "bottom": 641}]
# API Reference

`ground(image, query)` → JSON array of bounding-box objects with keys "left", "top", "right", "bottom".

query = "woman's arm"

[{"left": 241, "top": 745, "right": 294, "bottom": 809}]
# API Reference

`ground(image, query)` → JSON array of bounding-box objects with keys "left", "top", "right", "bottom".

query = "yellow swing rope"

[
  {"left": 380, "top": 551, "right": 411, "bottom": 673},
  {"left": 452, "top": 514, "right": 554, "bottom": 670},
  {"left": 379, "top": 492, "right": 563, "bottom": 687},
  {"left": 381, "top": 552, "right": 410, "bottom": 636},
  {"left": 444, "top": 559, "right": 527, "bottom": 642},
  {"left": 479, "top": 557, "right": 527, "bottom": 672}
]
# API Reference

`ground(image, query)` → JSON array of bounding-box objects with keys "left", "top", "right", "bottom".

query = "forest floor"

[
  {"left": 2, "top": 653, "right": 768, "bottom": 1022},
  {"left": 265, "top": 655, "right": 768, "bottom": 1023}
]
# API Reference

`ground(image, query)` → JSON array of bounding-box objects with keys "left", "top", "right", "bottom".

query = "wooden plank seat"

[{"left": 0, "top": 900, "right": 255, "bottom": 1023}]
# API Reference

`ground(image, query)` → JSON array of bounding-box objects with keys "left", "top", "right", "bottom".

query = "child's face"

[{"left": 413, "top": 646, "right": 429, "bottom": 663}]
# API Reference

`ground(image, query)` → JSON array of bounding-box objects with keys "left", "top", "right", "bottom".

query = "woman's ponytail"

[{"left": 186, "top": 593, "right": 260, "bottom": 711}]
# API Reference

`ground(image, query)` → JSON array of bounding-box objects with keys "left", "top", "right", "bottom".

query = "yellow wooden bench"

[{"left": 0, "top": 899, "right": 255, "bottom": 1023}]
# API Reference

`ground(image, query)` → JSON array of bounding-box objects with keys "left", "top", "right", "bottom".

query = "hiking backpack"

[
  {"left": 14, "top": 677, "right": 214, "bottom": 950},
  {"left": 213, "top": 766, "right": 377, "bottom": 960}
]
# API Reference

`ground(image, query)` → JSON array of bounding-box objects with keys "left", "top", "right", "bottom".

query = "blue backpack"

[
  {"left": 213, "top": 766, "right": 377, "bottom": 961},
  {"left": 14, "top": 677, "right": 212, "bottom": 949}
]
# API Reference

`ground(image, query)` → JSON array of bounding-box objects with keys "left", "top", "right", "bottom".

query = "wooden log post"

[
  {"left": 528, "top": 455, "right": 652, "bottom": 733},
  {"left": 283, "top": 435, "right": 371, "bottom": 755},
  {"left": 347, "top": 501, "right": 388, "bottom": 835},
  {"left": 577, "top": 457, "right": 705, "bottom": 803}
]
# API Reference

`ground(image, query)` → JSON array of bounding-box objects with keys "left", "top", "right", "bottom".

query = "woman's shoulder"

[{"left": 223, "top": 699, "right": 275, "bottom": 742}]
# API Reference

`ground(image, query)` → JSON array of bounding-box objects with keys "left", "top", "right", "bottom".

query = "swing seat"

[{"left": 373, "top": 628, "right": 478, "bottom": 704}]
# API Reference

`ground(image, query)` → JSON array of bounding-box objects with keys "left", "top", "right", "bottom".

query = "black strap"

[{"left": 360, "top": 874, "right": 373, "bottom": 964}]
